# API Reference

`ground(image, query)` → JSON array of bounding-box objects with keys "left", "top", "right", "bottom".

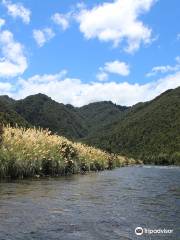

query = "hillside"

[
  {"left": 12, "top": 94, "right": 88, "bottom": 139},
  {"left": 0, "top": 94, "right": 126, "bottom": 139},
  {"left": 78, "top": 101, "right": 128, "bottom": 135},
  {"left": 0, "top": 99, "right": 30, "bottom": 127},
  {"left": 84, "top": 87, "right": 180, "bottom": 164}
]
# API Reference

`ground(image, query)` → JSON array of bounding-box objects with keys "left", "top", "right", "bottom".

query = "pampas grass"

[{"left": 0, "top": 125, "right": 137, "bottom": 178}]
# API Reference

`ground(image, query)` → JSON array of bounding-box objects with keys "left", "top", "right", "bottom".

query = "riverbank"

[{"left": 0, "top": 125, "right": 140, "bottom": 179}]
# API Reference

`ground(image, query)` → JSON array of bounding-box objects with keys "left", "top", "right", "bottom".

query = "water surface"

[{"left": 0, "top": 166, "right": 179, "bottom": 240}]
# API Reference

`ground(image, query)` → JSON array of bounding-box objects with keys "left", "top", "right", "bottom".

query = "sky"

[{"left": 0, "top": 0, "right": 180, "bottom": 107}]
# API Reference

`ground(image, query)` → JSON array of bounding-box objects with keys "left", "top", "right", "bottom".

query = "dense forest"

[
  {"left": 0, "top": 87, "right": 180, "bottom": 165},
  {"left": 85, "top": 88, "right": 180, "bottom": 165}
]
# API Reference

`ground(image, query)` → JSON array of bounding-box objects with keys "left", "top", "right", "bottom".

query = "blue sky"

[{"left": 0, "top": 0, "right": 179, "bottom": 106}]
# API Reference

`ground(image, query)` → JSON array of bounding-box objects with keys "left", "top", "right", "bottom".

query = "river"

[{"left": 0, "top": 166, "right": 179, "bottom": 240}]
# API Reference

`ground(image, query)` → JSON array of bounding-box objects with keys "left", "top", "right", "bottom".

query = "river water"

[{"left": 0, "top": 166, "right": 179, "bottom": 240}]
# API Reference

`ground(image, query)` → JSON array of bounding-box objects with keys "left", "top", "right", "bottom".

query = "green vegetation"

[
  {"left": 13, "top": 94, "right": 88, "bottom": 139},
  {"left": 0, "top": 87, "right": 179, "bottom": 165},
  {"left": 0, "top": 125, "right": 137, "bottom": 179},
  {"left": 0, "top": 99, "right": 30, "bottom": 127},
  {"left": 78, "top": 101, "right": 128, "bottom": 135},
  {"left": 0, "top": 95, "right": 128, "bottom": 139},
  {"left": 85, "top": 88, "right": 180, "bottom": 165},
  {"left": 0, "top": 124, "right": 3, "bottom": 146}
]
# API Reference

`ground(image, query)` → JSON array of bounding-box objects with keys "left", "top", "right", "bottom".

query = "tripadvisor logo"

[
  {"left": 135, "top": 227, "right": 143, "bottom": 236},
  {"left": 135, "top": 226, "right": 173, "bottom": 236}
]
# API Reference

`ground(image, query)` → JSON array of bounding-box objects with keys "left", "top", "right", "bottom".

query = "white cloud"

[
  {"left": 76, "top": 0, "right": 156, "bottom": 53},
  {"left": 96, "top": 60, "right": 130, "bottom": 81},
  {"left": 2, "top": 70, "right": 179, "bottom": 107},
  {"left": 51, "top": 13, "right": 70, "bottom": 30},
  {"left": 0, "top": 30, "right": 28, "bottom": 77},
  {"left": 2, "top": 0, "right": 31, "bottom": 24},
  {"left": 96, "top": 71, "right": 108, "bottom": 82},
  {"left": 33, "top": 28, "right": 55, "bottom": 47},
  {"left": 104, "top": 60, "right": 130, "bottom": 76},
  {"left": 0, "top": 18, "right": 5, "bottom": 28},
  {"left": 146, "top": 57, "right": 180, "bottom": 77}
]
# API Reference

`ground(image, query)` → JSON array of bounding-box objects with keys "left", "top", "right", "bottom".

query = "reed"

[{"left": 0, "top": 125, "right": 137, "bottom": 178}]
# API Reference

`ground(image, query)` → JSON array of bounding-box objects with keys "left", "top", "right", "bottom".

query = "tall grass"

[
  {"left": 0, "top": 124, "right": 3, "bottom": 146},
  {"left": 0, "top": 125, "right": 138, "bottom": 178}
]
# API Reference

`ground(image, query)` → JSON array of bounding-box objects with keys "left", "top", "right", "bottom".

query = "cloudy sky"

[{"left": 0, "top": 0, "right": 179, "bottom": 106}]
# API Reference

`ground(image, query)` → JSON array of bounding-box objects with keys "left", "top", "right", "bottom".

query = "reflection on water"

[{"left": 0, "top": 166, "right": 180, "bottom": 240}]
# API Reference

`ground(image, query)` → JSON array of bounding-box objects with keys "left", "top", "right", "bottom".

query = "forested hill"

[
  {"left": 0, "top": 97, "right": 30, "bottom": 127},
  {"left": 13, "top": 94, "right": 88, "bottom": 139},
  {"left": 0, "top": 87, "right": 180, "bottom": 164},
  {"left": 84, "top": 87, "right": 180, "bottom": 164},
  {"left": 78, "top": 101, "right": 128, "bottom": 135},
  {"left": 0, "top": 94, "right": 128, "bottom": 139}
]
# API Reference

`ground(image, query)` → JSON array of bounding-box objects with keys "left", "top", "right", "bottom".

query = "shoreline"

[{"left": 1, "top": 164, "right": 179, "bottom": 182}]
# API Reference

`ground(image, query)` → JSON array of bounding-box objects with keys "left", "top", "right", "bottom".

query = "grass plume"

[{"left": 0, "top": 125, "right": 139, "bottom": 179}]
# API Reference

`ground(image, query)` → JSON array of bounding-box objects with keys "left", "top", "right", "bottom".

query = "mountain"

[
  {"left": 78, "top": 101, "right": 128, "bottom": 135},
  {"left": 0, "top": 87, "right": 180, "bottom": 164},
  {"left": 0, "top": 95, "right": 15, "bottom": 106},
  {"left": 84, "top": 87, "right": 180, "bottom": 164},
  {"left": 0, "top": 94, "right": 127, "bottom": 140},
  {"left": 12, "top": 94, "right": 88, "bottom": 139},
  {"left": 0, "top": 98, "right": 29, "bottom": 127}
]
